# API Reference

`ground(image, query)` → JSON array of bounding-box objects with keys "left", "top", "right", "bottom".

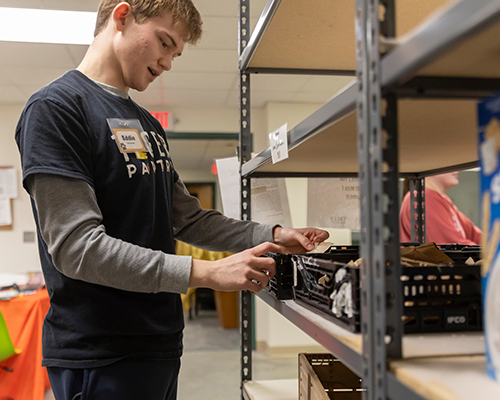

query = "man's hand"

[
  {"left": 273, "top": 227, "right": 330, "bottom": 254},
  {"left": 189, "top": 242, "right": 280, "bottom": 294}
]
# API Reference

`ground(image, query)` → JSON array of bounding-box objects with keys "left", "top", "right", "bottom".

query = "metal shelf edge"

[
  {"left": 382, "top": 0, "right": 500, "bottom": 87},
  {"left": 256, "top": 291, "right": 363, "bottom": 376},
  {"left": 241, "top": 82, "right": 357, "bottom": 177},
  {"left": 239, "top": 0, "right": 282, "bottom": 71}
]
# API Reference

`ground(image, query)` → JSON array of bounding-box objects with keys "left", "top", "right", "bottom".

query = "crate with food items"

[{"left": 265, "top": 243, "right": 482, "bottom": 334}]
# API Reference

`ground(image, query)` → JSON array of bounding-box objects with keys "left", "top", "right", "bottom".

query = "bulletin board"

[{"left": 0, "top": 166, "right": 16, "bottom": 231}]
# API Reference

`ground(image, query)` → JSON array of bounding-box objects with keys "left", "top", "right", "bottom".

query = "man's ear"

[{"left": 112, "top": 2, "right": 133, "bottom": 32}]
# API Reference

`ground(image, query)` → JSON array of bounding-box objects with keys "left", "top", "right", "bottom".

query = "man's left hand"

[{"left": 273, "top": 227, "right": 330, "bottom": 254}]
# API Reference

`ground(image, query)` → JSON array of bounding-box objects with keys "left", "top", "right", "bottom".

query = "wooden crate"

[{"left": 298, "top": 353, "right": 363, "bottom": 400}]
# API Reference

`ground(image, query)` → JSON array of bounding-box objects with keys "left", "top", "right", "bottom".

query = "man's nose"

[{"left": 159, "top": 57, "right": 172, "bottom": 72}]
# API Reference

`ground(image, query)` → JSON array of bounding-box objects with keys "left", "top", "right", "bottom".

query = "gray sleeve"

[
  {"left": 28, "top": 173, "right": 192, "bottom": 294},
  {"left": 172, "top": 179, "right": 274, "bottom": 252}
]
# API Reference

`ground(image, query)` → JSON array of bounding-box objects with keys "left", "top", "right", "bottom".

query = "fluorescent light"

[{"left": 0, "top": 7, "right": 96, "bottom": 45}]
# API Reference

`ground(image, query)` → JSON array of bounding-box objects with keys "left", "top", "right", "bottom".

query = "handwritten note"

[{"left": 269, "top": 123, "right": 288, "bottom": 164}]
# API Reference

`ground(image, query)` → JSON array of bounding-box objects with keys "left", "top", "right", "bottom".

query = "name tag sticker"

[
  {"left": 107, "top": 118, "right": 147, "bottom": 153},
  {"left": 112, "top": 129, "right": 147, "bottom": 153},
  {"left": 269, "top": 123, "right": 288, "bottom": 164}
]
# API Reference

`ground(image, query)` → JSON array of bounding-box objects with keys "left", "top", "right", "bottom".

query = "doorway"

[{"left": 185, "top": 183, "right": 215, "bottom": 210}]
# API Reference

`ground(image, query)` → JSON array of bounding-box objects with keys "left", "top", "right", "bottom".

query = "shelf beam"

[
  {"left": 239, "top": 0, "right": 281, "bottom": 72},
  {"left": 394, "top": 77, "right": 500, "bottom": 99},
  {"left": 381, "top": 0, "right": 500, "bottom": 87},
  {"left": 245, "top": 67, "right": 356, "bottom": 76},
  {"left": 256, "top": 291, "right": 363, "bottom": 376}
]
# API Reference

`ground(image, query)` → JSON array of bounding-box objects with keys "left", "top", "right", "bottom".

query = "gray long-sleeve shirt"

[{"left": 28, "top": 173, "right": 274, "bottom": 295}]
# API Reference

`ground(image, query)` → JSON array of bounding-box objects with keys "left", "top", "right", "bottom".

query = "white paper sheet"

[
  {"left": 269, "top": 123, "right": 289, "bottom": 164},
  {"left": 251, "top": 178, "right": 292, "bottom": 227},
  {"left": 0, "top": 198, "right": 12, "bottom": 226},
  {"left": 307, "top": 178, "right": 360, "bottom": 229},
  {"left": 216, "top": 156, "right": 241, "bottom": 219},
  {"left": 0, "top": 168, "right": 17, "bottom": 199},
  {"left": 216, "top": 156, "right": 292, "bottom": 226}
]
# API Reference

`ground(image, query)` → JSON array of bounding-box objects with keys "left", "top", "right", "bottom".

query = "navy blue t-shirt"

[{"left": 16, "top": 70, "right": 184, "bottom": 367}]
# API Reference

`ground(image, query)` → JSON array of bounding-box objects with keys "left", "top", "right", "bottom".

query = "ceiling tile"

[
  {"left": 224, "top": 91, "right": 241, "bottom": 108},
  {"left": 66, "top": 44, "right": 89, "bottom": 65},
  {"left": 130, "top": 88, "right": 165, "bottom": 108},
  {"left": 16, "top": 84, "right": 51, "bottom": 98},
  {"left": 0, "top": 67, "right": 13, "bottom": 85},
  {"left": 2, "top": 66, "right": 68, "bottom": 86},
  {"left": 0, "top": 0, "right": 100, "bottom": 10},
  {"left": 0, "top": 85, "right": 30, "bottom": 104},
  {"left": 171, "top": 49, "right": 238, "bottom": 73},
  {"left": 0, "top": 1, "right": 44, "bottom": 8},
  {"left": 40, "top": 0, "right": 100, "bottom": 11},
  {"left": 0, "top": 42, "right": 77, "bottom": 68},
  {"left": 194, "top": 0, "right": 268, "bottom": 18},
  {"left": 196, "top": 16, "right": 238, "bottom": 51},
  {"left": 162, "top": 72, "right": 238, "bottom": 91},
  {"left": 161, "top": 89, "right": 230, "bottom": 108},
  {"left": 226, "top": 90, "right": 296, "bottom": 109}
]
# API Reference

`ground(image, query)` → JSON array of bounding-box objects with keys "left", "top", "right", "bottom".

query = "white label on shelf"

[{"left": 269, "top": 123, "right": 288, "bottom": 164}]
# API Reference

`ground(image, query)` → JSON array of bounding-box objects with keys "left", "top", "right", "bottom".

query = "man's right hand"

[{"left": 189, "top": 242, "right": 280, "bottom": 294}]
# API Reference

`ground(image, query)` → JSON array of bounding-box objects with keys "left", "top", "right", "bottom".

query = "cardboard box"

[
  {"left": 298, "top": 353, "right": 362, "bottom": 400},
  {"left": 478, "top": 93, "right": 500, "bottom": 381}
]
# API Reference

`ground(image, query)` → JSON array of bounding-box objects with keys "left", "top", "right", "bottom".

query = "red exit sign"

[{"left": 149, "top": 111, "right": 170, "bottom": 129}]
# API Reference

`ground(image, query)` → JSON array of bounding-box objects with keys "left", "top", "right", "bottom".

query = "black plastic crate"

[
  {"left": 292, "top": 247, "right": 482, "bottom": 334},
  {"left": 264, "top": 253, "right": 295, "bottom": 300},
  {"left": 435, "top": 244, "right": 481, "bottom": 264},
  {"left": 292, "top": 254, "right": 361, "bottom": 332},
  {"left": 264, "top": 246, "right": 360, "bottom": 300},
  {"left": 401, "top": 263, "right": 482, "bottom": 333}
]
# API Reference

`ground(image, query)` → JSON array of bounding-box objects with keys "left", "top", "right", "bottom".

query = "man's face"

[{"left": 115, "top": 9, "right": 187, "bottom": 92}]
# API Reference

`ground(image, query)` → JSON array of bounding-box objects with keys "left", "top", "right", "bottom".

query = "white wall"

[
  {"left": 0, "top": 104, "right": 40, "bottom": 273},
  {"left": 166, "top": 106, "right": 268, "bottom": 211},
  {"left": 254, "top": 102, "right": 352, "bottom": 355}
]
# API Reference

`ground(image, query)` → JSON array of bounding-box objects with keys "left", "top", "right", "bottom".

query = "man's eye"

[{"left": 160, "top": 39, "right": 167, "bottom": 48}]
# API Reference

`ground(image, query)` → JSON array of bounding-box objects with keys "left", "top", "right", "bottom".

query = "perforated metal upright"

[
  {"left": 409, "top": 178, "right": 426, "bottom": 243},
  {"left": 356, "top": 0, "right": 402, "bottom": 399},
  {"left": 238, "top": 0, "right": 253, "bottom": 397}
]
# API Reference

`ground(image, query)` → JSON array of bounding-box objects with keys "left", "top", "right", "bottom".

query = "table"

[{"left": 0, "top": 289, "right": 50, "bottom": 400}]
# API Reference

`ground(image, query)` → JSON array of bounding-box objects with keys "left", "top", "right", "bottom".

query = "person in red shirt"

[{"left": 400, "top": 172, "right": 481, "bottom": 245}]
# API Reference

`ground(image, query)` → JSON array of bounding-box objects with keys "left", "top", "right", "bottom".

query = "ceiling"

[{"left": 0, "top": 0, "right": 354, "bottom": 172}]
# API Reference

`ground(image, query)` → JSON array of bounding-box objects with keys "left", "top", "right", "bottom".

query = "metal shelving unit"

[{"left": 238, "top": 0, "right": 500, "bottom": 399}]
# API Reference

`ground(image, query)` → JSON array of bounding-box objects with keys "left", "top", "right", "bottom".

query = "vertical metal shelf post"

[
  {"left": 409, "top": 178, "right": 426, "bottom": 243},
  {"left": 380, "top": 0, "right": 403, "bottom": 362},
  {"left": 357, "top": 0, "right": 400, "bottom": 398},
  {"left": 367, "top": 0, "right": 387, "bottom": 396},
  {"left": 381, "top": 91, "right": 403, "bottom": 361},
  {"left": 239, "top": 0, "right": 253, "bottom": 396},
  {"left": 355, "top": 0, "right": 376, "bottom": 398}
]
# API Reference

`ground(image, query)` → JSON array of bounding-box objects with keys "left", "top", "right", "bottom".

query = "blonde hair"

[{"left": 94, "top": 0, "right": 203, "bottom": 45}]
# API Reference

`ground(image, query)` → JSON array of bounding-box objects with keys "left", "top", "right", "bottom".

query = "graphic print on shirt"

[{"left": 107, "top": 118, "right": 173, "bottom": 179}]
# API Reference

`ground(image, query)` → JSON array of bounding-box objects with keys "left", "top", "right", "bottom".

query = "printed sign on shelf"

[{"left": 269, "top": 123, "right": 288, "bottom": 164}]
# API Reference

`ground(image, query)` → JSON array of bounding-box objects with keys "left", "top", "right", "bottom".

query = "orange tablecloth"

[{"left": 0, "top": 289, "right": 50, "bottom": 400}]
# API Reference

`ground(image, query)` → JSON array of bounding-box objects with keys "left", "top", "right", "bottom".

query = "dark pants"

[{"left": 47, "top": 358, "right": 181, "bottom": 400}]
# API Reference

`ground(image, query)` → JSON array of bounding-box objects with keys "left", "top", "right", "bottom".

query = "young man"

[{"left": 15, "top": 1, "right": 329, "bottom": 399}]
